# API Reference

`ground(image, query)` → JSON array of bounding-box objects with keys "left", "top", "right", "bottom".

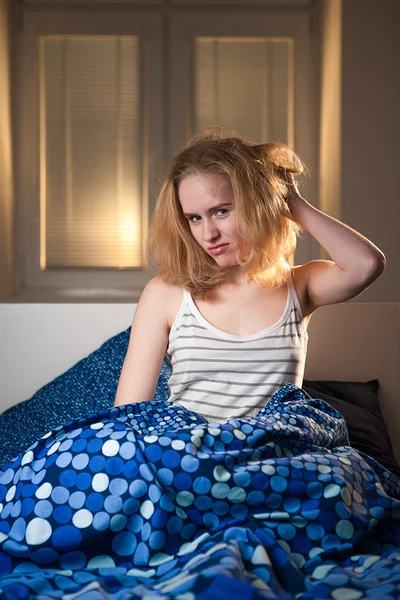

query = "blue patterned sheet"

[{"left": 1, "top": 384, "right": 400, "bottom": 600}]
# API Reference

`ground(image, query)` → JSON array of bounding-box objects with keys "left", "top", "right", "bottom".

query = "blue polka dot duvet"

[{"left": 1, "top": 384, "right": 400, "bottom": 600}]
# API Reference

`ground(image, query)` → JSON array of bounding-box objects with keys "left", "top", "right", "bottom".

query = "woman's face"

[{"left": 178, "top": 172, "right": 245, "bottom": 268}]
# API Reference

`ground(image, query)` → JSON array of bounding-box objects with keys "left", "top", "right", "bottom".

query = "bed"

[{"left": 0, "top": 301, "right": 399, "bottom": 599}]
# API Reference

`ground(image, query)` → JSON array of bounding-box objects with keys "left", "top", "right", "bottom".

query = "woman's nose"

[{"left": 202, "top": 219, "right": 220, "bottom": 241}]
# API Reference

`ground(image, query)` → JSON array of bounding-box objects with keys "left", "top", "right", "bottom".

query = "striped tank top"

[{"left": 166, "top": 274, "right": 308, "bottom": 423}]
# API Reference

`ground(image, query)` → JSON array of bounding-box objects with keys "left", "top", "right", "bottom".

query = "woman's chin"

[
  {"left": 212, "top": 255, "right": 238, "bottom": 269},
  {"left": 215, "top": 260, "right": 240, "bottom": 271}
]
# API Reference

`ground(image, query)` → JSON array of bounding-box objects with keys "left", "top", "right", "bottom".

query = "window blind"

[
  {"left": 194, "top": 37, "right": 292, "bottom": 145},
  {"left": 40, "top": 35, "right": 143, "bottom": 269}
]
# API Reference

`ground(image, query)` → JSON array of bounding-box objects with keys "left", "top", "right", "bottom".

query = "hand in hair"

[{"left": 283, "top": 172, "right": 305, "bottom": 221}]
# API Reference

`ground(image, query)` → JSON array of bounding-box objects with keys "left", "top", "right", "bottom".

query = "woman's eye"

[
  {"left": 216, "top": 208, "right": 228, "bottom": 216},
  {"left": 189, "top": 216, "right": 201, "bottom": 223}
]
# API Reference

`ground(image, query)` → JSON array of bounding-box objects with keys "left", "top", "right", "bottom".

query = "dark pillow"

[
  {"left": 0, "top": 328, "right": 172, "bottom": 467},
  {"left": 303, "top": 379, "right": 400, "bottom": 477}
]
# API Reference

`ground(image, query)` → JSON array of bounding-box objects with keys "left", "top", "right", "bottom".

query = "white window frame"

[
  {"left": 15, "top": 8, "right": 163, "bottom": 302},
  {"left": 167, "top": 8, "right": 318, "bottom": 265}
]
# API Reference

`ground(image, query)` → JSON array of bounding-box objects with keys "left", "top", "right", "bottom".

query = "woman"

[{"left": 114, "top": 128, "right": 385, "bottom": 421}]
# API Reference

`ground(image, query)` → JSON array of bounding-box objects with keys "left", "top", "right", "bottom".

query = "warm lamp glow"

[
  {"left": 118, "top": 215, "right": 138, "bottom": 245},
  {"left": 117, "top": 212, "right": 141, "bottom": 268}
]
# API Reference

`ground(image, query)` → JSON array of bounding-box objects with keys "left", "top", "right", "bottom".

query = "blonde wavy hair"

[{"left": 148, "top": 127, "right": 305, "bottom": 298}]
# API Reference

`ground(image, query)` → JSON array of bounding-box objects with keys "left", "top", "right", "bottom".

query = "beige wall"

[
  {"left": 318, "top": 0, "right": 342, "bottom": 241},
  {"left": 340, "top": 0, "right": 399, "bottom": 302},
  {"left": 0, "top": 0, "right": 13, "bottom": 298}
]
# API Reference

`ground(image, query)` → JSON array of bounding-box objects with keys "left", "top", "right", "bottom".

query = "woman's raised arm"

[{"left": 286, "top": 185, "right": 386, "bottom": 311}]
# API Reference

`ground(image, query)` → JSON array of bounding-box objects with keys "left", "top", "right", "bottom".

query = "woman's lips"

[{"left": 208, "top": 243, "right": 229, "bottom": 255}]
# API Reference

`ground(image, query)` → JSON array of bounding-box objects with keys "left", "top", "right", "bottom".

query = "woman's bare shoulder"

[
  {"left": 143, "top": 276, "right": 182, "bottom": 299},
  {"left": 141, "top": 277, "right": 183, "bottom": 328}
]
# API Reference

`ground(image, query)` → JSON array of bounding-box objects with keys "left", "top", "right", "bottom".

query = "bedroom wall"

[{"left": 339, "top": 0, "right": 399, "bottom": 302}]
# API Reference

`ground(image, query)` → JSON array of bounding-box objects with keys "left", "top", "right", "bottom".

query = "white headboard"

[
  {"left": 0, "top": 303, "right": 135, "bottom": 410},
  {"left": 0, "top": 302, "right": 399, "bottom": 460}
]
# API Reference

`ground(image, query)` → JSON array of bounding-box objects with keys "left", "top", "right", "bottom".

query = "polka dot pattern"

[{"left": 0, "top": 383, "right": 400, "bottom": 599}]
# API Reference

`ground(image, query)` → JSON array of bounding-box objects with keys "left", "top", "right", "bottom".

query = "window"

[
  {"left": 195, "top": 37, "right": 293, "bottom": 145},
  {"left": 14, "top": 2, "right": 315, "bottom": 301},
  {"left": 15, "top": 8, "right": 163, "bottom": 300},
  {"left": 168, "top": 8, "right": 316, "bottom": 267},
  {"left": 41, "top": 35, "right": 143, "bottom": 270}
]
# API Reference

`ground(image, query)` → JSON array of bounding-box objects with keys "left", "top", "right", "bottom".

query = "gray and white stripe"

[{"left": 167, "top": 277, "right": 308, "bottom": 423}]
